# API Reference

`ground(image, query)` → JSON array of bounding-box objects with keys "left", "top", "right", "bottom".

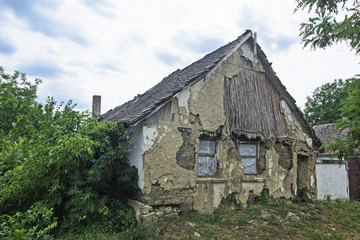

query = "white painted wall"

[
  {"left": 316, "top": 160, "right": 349, "bottom": 200},
  {"left": 126, "top": 125, "right": 159, "bottom": 190},
  {"left": 127, "top": 126, "right": 145, "bottom": 189}
]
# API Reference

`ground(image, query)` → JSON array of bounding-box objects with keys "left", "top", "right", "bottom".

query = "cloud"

[
  {"left": 0, "top": 38, "right": 17, "bottom": 54},
  {"left": 82, "top": 0, "right": 114, "bottom": 9},
  {"left": 20, "top": 60, "right": 64, "bottom": 79},
  {"left": 99, "top": 62, "right": 121, "bottom": 72},
  {"left": 155, "top": 51, "right": 180, "bottom": 66},
  {"left": 0, "top": 0, "right": 53, "bottom": 15},
  {"left": 189, "top": 37, "right": 225, "bottom": 54},
  {"left": 0, "top": 0, "right": 88, "bottom": 45},
  {"left": 261, "top": 34, "right": 298, "bottom": 52},
  {"left": 82, "top": 0, "right": 115, "bottom": 17},
  {"left": 37, "top": 81, "right": 89, "bottom": 110},
  {"left": 237, "top": 5, "right": 297, "bottom": 52},
  {"left": 174, "top": 32, "right": 224, "bottom": 54},
  {"left": 274, "top": 36, "right": 298, "bottom": 51},
  {"left": 0, "top": 0, "right": 358, "bottom": 115}
]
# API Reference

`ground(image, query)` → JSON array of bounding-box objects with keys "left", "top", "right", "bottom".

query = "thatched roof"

[
  {"left": 313, "top": 123, "right": 348, "bottom": 144},
  {"left": 100, "top": 30, "right": 253, "bottom": 124},
  {"left": 100, "top": 30, "right": 314, "bottom": 142}
]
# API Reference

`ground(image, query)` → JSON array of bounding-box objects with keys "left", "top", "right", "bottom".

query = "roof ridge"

[{"left": 100, "top": 31, "right": 253, "bottom": 124}]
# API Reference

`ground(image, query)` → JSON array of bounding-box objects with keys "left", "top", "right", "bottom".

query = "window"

[
  {"left": 238, "top": 142, "right": 259, "bottom": 175},
  {"left": 198, "top": 139, "right": 217, "bottom": 176}
]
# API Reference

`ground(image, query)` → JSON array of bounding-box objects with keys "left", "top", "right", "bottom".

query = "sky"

[{"left": 0, "top": 0, "right": 359, "bottom": 114}]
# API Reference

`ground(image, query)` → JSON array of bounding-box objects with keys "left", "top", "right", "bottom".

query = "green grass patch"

[{"left": 56, "top": 200, "right": 360, "bottom": 240}]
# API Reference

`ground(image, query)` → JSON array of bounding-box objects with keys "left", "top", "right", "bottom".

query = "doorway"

[
  {"left": 297, "top": 154, "right": 309, "bottom": 199},
  {"left": 348, "top": 158, "right": 360, "bottom": 201}
]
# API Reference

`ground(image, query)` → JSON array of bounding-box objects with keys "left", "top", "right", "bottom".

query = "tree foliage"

[
  {"left": 295, "top": 0, "right": 360, "bottom": 53},
  {"left": 304, "top": 78, "right": 354, "bottom": 125},
  {"left": 295, "top": 1, "right": 360, "bottom": 160},
  {"left": 325, "top": 77, "right": 360, "bottom": 160},
  {"left": 0, "top": 67, "right": 139, "bottom": 238},
  {"left": 0, "top": 67, "right": 41, "bottom": 136}
]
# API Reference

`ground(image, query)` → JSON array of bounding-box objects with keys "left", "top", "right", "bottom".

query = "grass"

[
  {"left": 59, "top": 200, "right": 360, "bottom": 240},
  {"left": 144, "top": 200, "right": 360, "bottom": 240}
]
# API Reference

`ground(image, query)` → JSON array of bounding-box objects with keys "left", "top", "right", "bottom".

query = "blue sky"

[{"left": 0, "top": 0, "right": 358, "bottom": 112}]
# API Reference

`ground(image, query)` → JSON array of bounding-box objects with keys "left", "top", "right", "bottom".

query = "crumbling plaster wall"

[{"left": 132, "top": 43, "right": 317, "bottom": 221}]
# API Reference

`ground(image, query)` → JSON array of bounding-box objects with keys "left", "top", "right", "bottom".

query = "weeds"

[
  {"left": 56, "top": 200, "right": 360, "bottom": 240},
  {"left": 150, "top": 200, "right": 360, "bottom": 240}
]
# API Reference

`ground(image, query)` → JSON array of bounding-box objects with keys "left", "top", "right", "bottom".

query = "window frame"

[
  {"left": 197, "top": 138, "right": 218, "bottom": 176},
  {"left": 238, "top": 141, "right": 260, "bottom": 175}
]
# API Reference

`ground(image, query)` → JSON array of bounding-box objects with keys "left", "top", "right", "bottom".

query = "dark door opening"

[
  {"left": 348, "top": 157, "right": 360, "bottom": 201},
  {"left": 297, "top": 155, "right": 309, "bottom": 200}
]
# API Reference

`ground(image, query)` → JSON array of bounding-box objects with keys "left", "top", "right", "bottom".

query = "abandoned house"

[{"left": 99, "top": 30, "right": 318, "bottom": 222}]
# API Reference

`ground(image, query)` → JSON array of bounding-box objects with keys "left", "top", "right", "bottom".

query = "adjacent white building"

[{"left": 313, "top": 124, "right": 350, "bottom": 201}]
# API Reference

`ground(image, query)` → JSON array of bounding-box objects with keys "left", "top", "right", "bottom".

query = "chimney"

[{"left": 92, "top": 95, "right": 101, "bottom": 118}]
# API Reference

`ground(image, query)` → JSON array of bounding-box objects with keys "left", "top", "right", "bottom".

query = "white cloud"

[{"left": 0, "top": 0, "right": 358, "bottom": 114}]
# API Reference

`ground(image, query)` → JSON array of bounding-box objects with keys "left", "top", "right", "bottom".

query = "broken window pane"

[
  {"left": 199, "top": 140, "right": 216, "bottom": 154},
  {"left": 242, "top": 157, "right": 257, "bottom": 174},
  {"left": 198, "top": 139, "right": 217, "bottom": 176},
  {"left": 238, "top": 142, "right": 259, "bottom": 175},
  {"left": 198, "top": 156, "right": 216, "bottom": 176},
  {"left": 239, "top": 144, "right": 257, "bottom": 156}
]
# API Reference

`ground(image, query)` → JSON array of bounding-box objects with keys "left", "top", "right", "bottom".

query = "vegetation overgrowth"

[
  {"left": 297, "top": 0, "right": 360, "bottom": 160},
  {"left": 0, "top": 67, "right": 139, "bottom": 239},
  {"left": 325, "top": 77, "right": 360, "bottom": 160},
  {"left": 295, "top": 0, "right": 360, "bottom": 54},
  {"left": 58, "top": 199, "right": 360, "bottom": 240},
  {"left": 304, "top": 77, "right": 360, "bottom": 160},
  {"left": 304, "top": 78, "right": 355, "bottom": 126}
]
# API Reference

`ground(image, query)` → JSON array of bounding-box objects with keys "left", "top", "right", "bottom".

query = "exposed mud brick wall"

[
  {"left": 176, "top": 128, "right": 196, "bottom": 171},
  {"left": 274, "top": 140, "right": 293, "bottom": 171},
  {"left": 131, "top": 44, "right": 317, "bottom": 218}
]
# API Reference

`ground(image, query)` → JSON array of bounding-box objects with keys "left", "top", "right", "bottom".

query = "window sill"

[
  {"left": 242, "top": 176, "right": 265, "bottom": 183},
  {"left": 196, "top": 178, "right": 227, "bottom": 184}
]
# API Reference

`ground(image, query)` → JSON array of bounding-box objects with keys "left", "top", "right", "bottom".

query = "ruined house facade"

[{"left": 100, "top": 30, "right": 318, "bottom": 221}]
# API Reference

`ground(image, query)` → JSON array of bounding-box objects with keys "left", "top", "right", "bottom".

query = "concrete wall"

[{"left": 316, "top": 157, "right": 349, "bottom": 200}]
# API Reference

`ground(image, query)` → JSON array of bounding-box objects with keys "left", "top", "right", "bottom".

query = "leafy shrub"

[
  {"left": 0, "top": 67, "right": 139, "bottom": 237},
  {"left": 0, "top": 202, "right": 57, "bottom": 239}
]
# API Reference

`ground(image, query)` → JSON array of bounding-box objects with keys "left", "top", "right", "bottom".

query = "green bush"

[
  {"left": 0, "top": 203, "right": 57, "bottom": 239},
  {"left": 0, "top": 67, "right": 139, "bottom": 238}
]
